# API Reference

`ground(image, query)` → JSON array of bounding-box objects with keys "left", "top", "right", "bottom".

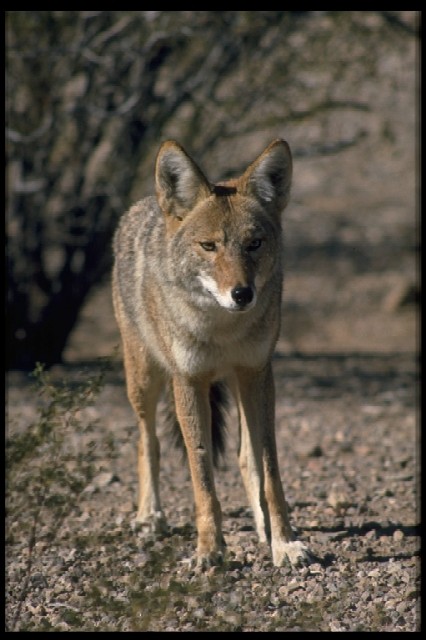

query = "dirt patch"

[{"left": 6, "top": 353, "right": 419, "bottom": 631}]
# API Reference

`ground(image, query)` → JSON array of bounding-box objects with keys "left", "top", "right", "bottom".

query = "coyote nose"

[{"left": 231, "top": 285, "right": 254, "bottom": 307}]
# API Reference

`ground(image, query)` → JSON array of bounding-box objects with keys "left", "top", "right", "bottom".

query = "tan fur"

[{"left": 112, "top": 139, "right": 311, "bottom": 567}]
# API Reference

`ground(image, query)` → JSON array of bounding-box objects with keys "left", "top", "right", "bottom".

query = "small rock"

[
  {"left": 327, "top": 484, "right": 351, "bottom": 514},
  {"left": 383, "top": 280, "right": 418, "bottom": 312},
  {"left": 396, "top": 601, "right": 410, "bottom": 614},
  {"left": 84, "top": 472, "right": 120, "bottom": 492},
  {"left": 294, "top": 440, "right": 323, "bottom": 458},
  {"left": 308, "top": 444, "right": 324, "bottom": 458},
  {"left": 385, "top": 598, "right": 399, "bottom": 610},
  {"left": 308, "top": 564, "right": 324, "bottom": 575},
  {"left": 64, "top": 548, "right": 77, "bottom": 562},
  {"left": 220, "top": 611, "right": 242, "bottom": 627},
  {"left": 29, "top": 572, "right": 48, "bottom": 588}
]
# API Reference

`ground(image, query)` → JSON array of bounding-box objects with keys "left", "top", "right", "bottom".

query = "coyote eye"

[
  {"left": 199, "top": 241, "right": 217, "bottom": 252},
  {"left": 246, "top": 239, "right": 262, "bottom": 251}
]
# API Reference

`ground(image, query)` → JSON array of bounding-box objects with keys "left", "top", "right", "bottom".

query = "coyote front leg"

[
  {"left": 172, "top": 376, "right": 224, "bottom": 567},
  {"left": 236, "top": 364, "right": 311, "bottom": 566}
]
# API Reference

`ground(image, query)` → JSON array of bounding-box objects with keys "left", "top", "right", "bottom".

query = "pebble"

[{"left": 393, "top": 529, "right": 405, "bottom": 542}]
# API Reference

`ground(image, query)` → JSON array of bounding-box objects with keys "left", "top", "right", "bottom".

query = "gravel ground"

[{"left": 6, "top": 352, "right": 419, "bottom": 632}]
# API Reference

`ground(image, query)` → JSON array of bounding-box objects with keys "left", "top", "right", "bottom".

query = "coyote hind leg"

[{"left": 122, "top": 332, "right": 167, "bottom": 534}]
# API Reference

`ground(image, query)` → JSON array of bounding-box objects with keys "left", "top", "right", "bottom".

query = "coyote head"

[{"left": 155, "top": 139, "right": 292, "bottom": 313}]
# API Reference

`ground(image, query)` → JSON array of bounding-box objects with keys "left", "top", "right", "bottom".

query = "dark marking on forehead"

[{"left": 211, "top": 184, "right": 237, "bottom": 196}]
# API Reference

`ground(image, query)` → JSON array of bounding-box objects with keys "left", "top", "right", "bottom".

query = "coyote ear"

[
  {"left": 240, "top": 139, "right": 292, "bottom": 213},
  {"left": 155, "top": 140, "right": 211, "bottom": 219}
]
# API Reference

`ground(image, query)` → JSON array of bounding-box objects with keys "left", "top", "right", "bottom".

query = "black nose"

[{"left": 231, "top": 285, "right": 254, "bottom": 307}]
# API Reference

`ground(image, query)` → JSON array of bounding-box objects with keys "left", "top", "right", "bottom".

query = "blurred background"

[{"left": 6, "top": 11, "right": 419, "bottom": 370}]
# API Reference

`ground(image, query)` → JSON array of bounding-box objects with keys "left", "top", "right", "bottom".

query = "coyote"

[{"left": 112, "top": 139, "right": 311, "bottom": 567}]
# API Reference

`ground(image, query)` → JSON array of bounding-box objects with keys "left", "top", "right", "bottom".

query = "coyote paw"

[
  {"left": 193, "top": 548, "right": 225, "bottom": 572},
  {"left": 133, "top": 510, "right": 168, "bottom": 535},
  {"left": 272, "top": 539, "right": 313, "bottom": 567}
]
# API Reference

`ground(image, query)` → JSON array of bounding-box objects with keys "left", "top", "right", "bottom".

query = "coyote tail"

[{"left": 163, "top": 382, "right": 229, "bottom": 467}]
